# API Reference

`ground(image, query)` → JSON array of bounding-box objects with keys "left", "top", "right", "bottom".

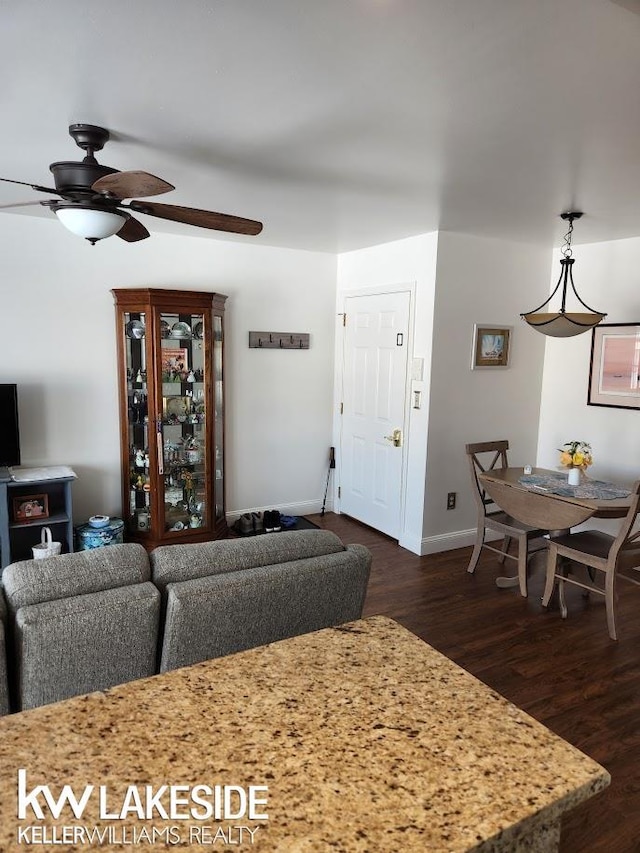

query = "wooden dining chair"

[
  {"left": 542, "top": 480, "right": 640, "bottom": 640},
  {"left": 466, "top": 440, "right": 547, "bottom": 597}
]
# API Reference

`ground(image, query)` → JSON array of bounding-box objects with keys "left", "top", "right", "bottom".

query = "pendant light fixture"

[{"left": 521, "top": 212, "right": 606, "bottom": 337}]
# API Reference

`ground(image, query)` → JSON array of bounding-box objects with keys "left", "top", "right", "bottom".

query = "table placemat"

[{"left": 518, "top": 472, "right": 631, "bottom": 500}]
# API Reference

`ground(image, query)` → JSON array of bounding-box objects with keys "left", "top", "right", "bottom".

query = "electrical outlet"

[{"left": 447, "top": 492, "right": 456, "bottom": 510}]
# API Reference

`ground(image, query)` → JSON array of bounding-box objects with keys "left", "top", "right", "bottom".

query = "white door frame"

[{"left": 332, "top": 281, "right": 417, "bottom": 545}]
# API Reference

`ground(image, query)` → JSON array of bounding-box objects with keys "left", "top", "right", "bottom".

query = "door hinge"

[
  {"left": 340, "top": 402, "right": 344, "bottom": 414},
  {"left": 342, "top": 313, "right": 346, "bottom": 327},
  {"left": 338, "top": 486, "right": 341, "bottom": 498}
]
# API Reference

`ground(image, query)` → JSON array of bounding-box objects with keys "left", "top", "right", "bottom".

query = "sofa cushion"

[
  {"left": 3, "top": 543, "right": 151, "bottom": 612},
  {"left": 14, "top": 582, "right": 160, "bottom": 710},
  {"left": 159, "top": 545, "right": 371, "bottom": 671},
  {"left": 151, "top": 529, "right": 346, "bottom": 591}
]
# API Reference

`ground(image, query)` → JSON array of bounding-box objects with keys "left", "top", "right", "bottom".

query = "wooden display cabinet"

[{"left": 112, "top": 289, "right": 227, "bottom": 549}]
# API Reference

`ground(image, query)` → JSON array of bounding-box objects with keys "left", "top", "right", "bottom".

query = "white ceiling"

[{"left": 1, "top": 0, "right": 640, "bottom": 253}]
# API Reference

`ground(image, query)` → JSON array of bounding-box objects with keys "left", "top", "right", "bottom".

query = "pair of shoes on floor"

[
  {"left": 264, "top": 510, "right": 281, "bottom": 532},
  {"left": 236, "top": 512, "right": 264, "bottom": 535},
  {"left": 237, "top": 513, "right": 253, "bottom": 535}
]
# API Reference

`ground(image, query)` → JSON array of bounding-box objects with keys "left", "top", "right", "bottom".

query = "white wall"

[
  {"left": 422, "top": 231, "right": 552, "bottom": 552},
  {"left": 0, "top": 213, "right": 336, "bottom": 523},
  {"left": 336, "top": 233, "right": 439, "bottom": 553},
  {"left": 10, "top": 212, "right": 629, "bottom": 553},
  {"left": 537, "top": 236, "right": 640, "bottom": 498}
]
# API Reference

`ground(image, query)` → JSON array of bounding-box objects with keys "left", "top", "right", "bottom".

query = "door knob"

[{"left": 384, "top": 428, "right": 402, "bottom": 447}]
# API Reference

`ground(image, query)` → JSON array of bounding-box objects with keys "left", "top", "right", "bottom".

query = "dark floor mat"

[{"left": 231, "top": 515, "right": 319, "bottom": 537}]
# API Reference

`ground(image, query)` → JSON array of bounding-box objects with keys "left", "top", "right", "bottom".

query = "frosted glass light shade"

[
  {"left": 55, "top": 206, "right": 128, "bottom": 240},
  {"left": 521, "top": 312, "right": 606, "bottom": 338}
]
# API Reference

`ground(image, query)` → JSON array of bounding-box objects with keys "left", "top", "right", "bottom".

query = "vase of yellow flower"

[
  {"left": 558, "top": 441, "right": 592, "bottom": 485},
  {"left": 567, "top": 467, "right": 581, "bottom": 486}
]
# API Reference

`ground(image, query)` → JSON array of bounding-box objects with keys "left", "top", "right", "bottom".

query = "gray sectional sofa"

[{"left": 0, "top": 529, "right": 372, "bottom": 713}]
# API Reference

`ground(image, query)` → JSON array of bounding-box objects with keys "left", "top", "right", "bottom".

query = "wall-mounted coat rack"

[{"left": 249, "top": 331, "right": 310, "bottom": 349}]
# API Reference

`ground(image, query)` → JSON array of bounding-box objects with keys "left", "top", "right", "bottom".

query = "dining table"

[
  {"left": 478, "top": 466, "right": 632, "bottom": 589},
  {"left": 0, "top": 615, "right": 610, "bottom": 852}
]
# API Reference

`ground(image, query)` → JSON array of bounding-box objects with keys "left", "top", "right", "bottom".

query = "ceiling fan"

[{"left": 0, "top": 123, "right": 263, "bottom": 245}]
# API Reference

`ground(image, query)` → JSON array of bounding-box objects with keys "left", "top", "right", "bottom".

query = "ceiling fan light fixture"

[
  {"left": 54, "top": 205, "right": 129, "bottom": 244},
  {"left": 521, "top": 211, "right": 607, "bottom": 338}
]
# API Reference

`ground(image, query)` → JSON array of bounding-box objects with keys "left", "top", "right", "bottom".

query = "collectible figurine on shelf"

[
  {"left": 184, "top": 436, "right": 201, "bottom": 463},
  {"left": 131, "top": 392, "right": 147, "bottom": 424},
  {"left": 180, "top": 469, "right": 195, "bottom": 504}
]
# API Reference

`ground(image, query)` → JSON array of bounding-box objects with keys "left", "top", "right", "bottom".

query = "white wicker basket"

[{"left": 32, "top": 527, "right": 62, "bottom": 560}]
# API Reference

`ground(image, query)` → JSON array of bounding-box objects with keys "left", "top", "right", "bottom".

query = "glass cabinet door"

[
  {"left": 159, "top": 311, "right": 208, "bottom": 534},
  {"left": 213, "top": 314, "right": 224, "bottom": 523},
  {"left": 123, "top": 312, "right": 151, "bottom": 536}
]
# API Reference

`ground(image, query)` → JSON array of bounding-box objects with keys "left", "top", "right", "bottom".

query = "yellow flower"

[{"left": 559, "top": 441, "right": 593, "bottom": 469}]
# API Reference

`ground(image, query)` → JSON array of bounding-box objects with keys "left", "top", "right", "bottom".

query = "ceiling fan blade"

[
  {"left": 129, "top": 200, "right": 263, "bottom": 236},
  {"left": 93, "top": 171, "right": 175, "bottom": 199},
  {"left": 0, "top": 176, "right": 60, "bottom": 195},
  {"left": 117, "top": 215, "right": 150, "bottom": 242},
  {"left": 0, "top": 200, "right": 49, "bottom": 210}
]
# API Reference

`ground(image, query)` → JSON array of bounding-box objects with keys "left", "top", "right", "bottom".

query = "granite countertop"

[{"left": 0, "top": 616, "right": 609, "bottom": 852}]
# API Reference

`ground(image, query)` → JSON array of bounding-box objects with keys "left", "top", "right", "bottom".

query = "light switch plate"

[{"left": 411, "top": 357, "right": 424, "bottom": 381}]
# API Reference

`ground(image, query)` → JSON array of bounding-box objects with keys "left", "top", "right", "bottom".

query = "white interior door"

[{"left": 340, "top": 291, "right": 410, "bottom": 538}]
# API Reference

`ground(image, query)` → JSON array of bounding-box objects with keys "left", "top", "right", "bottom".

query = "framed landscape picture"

[
  {"left": 471, "top": 325, "right": 512, "bottom": 369},
  {"left": 588, "top": 322, "right": 640, "bottom": 410}
]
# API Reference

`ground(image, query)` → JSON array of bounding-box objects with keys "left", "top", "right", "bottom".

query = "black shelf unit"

[{"left": 0, "top": 474, "right": 74, "bottom": 570}]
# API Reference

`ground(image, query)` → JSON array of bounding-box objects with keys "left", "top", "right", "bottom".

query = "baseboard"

[
  {"left": 227, "top": 498, "right": 332, "bottom": 524},
  {"left": 419, "top": 528, "right": 503, "bottom": 557}
]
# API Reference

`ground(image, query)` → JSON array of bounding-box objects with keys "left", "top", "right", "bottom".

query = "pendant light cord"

[{"left": 522, "top": 212, "right": 605, "bottom": 319}]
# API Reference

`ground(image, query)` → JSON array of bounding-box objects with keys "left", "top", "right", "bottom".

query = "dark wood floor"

[{"left": 307, "top": 511, "right": 640, "bottom": 853}]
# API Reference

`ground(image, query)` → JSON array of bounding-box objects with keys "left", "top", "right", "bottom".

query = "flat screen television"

[{"left": 0, "top": 384, "right": 21, "bottom": 468}]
